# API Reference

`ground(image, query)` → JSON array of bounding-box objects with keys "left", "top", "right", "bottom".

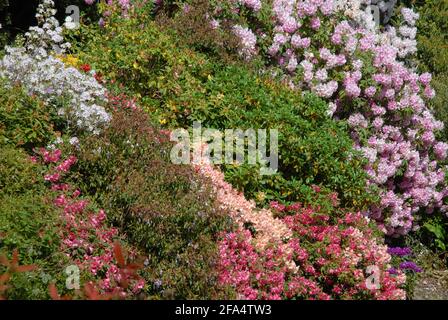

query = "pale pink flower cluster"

[
  {"left": 193, "top": 149, "right": 292, "bottom": 249},
  {"left": 238, "top": 0, "right": 262, "bottom": 12},
  {"left": 233, "top": 25, "right": 258, "bottom": 60}
]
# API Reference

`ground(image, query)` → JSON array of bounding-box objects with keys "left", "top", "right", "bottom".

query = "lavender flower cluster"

[
  {"left": 387, "top": 246, "right": 412, "bottom": 257},
  {"left": 398, "top": 261, "right": 422, "bottom": 273},
  {"left": 233, "top": 25, "right": 258, "bottom": 60}
]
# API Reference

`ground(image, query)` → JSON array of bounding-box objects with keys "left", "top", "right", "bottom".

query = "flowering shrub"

[
  {"left": 48, "top": 241, "right": 145, "bottom": 300},
  {"left": 386, "top": 245, "right": 422, "bottom": 296},
  {"left": 72, "top": 102, "right": 234, "bottom": 299},
  {"left": 0, "top": 0, "right": 111, "bottom": 134},
  {"left": 35, "top": 145, "right": 146, "bottom": 298},
  {"left": 191, "top": 147, "right": 405, "bottom": 299},
  {"left": 194, "top": 148, "right": 292, "bottom": 249},
  {"left": 85, "top": 0, "right": 133, "bottom": 13},
  {"left": 218, "top": 196, "right": 407, "bottom": 300},
  {"left": 3, "top": 0, "right": 448, "bottom": 301}
]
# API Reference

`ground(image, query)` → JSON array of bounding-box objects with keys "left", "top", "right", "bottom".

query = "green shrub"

[
  {"left": 73, "top": 14, "right": 215, "bottom": 118},
  {"left": 0, "top": 79, "right": 57, "bottom": 150},
  {"left": 0, "top": 145, "right": 67, "bottom": 299},
  {"left": 407, "top": 0, "right": 448, "bottom": 140},
  {"left": 0, "top": 146, "right": 43, "bottom": 194},
  {"left": 194, "top": 66, "right": 376, "bottom": 209},
  {"left": 74, "top": 15, "right": 377, "bottom": 211},
  {"left": 70, "top": 107, "right": 234, "bottom": 299},
  {"left": 414, "top": 0, "right": 448, "bottom": 74},
  {"left": 430, "top": 74, "right": 448, "bottom": 140}
]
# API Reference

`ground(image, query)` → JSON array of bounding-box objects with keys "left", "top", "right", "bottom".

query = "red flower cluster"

[
  {"left": 36, "top": 147, "right": 145, "bottom": 298},
  {"left": 105, "top": 91, "right": 138, "bottom": 111},
  {"left": 80, "top": 64, "right": 91, "bottom": 73}
]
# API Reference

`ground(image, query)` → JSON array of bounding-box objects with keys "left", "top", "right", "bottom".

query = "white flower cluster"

[
  {"left": 334, "top": 0, "right": 377, "bottom": 30},
  {"left": 0, "top": 47, "right": 110, "bottom": 134},
  {"left": 24, "top": 0, "right": 71, "bottom": 58},
  {"left": 0, "top": 0, "right": 111, "bottom": 134}
]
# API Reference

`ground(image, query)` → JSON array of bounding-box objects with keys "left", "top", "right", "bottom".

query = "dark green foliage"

[
  {"left": 0, "top": 0, "right": 12, "bottom": 47},
  {"left": 201, "top": 67, "right": 376, "bottom": 209}
]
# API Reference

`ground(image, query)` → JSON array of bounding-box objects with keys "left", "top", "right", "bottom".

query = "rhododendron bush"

[{"left": 165, "top": 0, "right": 448, "bottom": 237}]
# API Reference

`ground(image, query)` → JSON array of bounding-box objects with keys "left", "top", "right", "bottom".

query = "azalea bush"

[
  {"left": 218, "top": 212, "right": 407, "bottom": 300},
  {"left": 194, "top": 150, "right": 406, "bottom": 300},
  {"left": 204, "top": 163, "right": 407, "bottom": 299},
  {"left": 33, "top": 144, "right": 148, "bottom": 299}
]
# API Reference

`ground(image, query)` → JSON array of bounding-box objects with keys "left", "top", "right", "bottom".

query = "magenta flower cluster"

[
  {"left": 35, "top": 146, "right": 145, "bottom": 297},
  {"left": 218, "top": 198, "right": 406, "bottom": 300}
]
